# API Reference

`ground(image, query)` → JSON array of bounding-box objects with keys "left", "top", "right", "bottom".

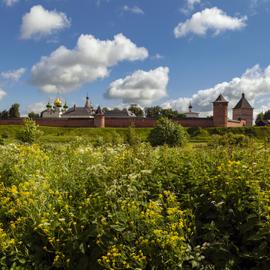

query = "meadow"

[
  {"left": 1, "top": 124, "right": 270, "bottom": 144},
  {"left": 0, "top": 138, "right": 270, "bottom": 269}
]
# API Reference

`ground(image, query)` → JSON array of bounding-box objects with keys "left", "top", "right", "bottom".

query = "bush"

[
  {"left": 16, "top": 118, "right": 43, "bottom": 144},
  {"left": 126, "top": 125, "right": 140, "bottom": 146},
  {"left": 1, "top": 131, "right": 9, "bottom": 139},
  {"left": 209, "top": 133, "right": 250, "bottom": 147},
  {"left": 148, "top": 117, "right": 188, "bottom": 147}
]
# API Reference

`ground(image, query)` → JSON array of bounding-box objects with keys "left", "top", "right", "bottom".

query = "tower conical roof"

[
  {"left": 233, "top": 93, "right": 253, "bottom": 109},
  {"left": 214, "top": 94, "right": 228, "bottom": 103},
  {"left": 95, "top": 106, "right": 104, "bottom": 115}
]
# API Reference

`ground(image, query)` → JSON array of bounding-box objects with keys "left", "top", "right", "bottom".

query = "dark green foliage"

[
  {"left": 128, "top": 105, "right": 144, "bottom": 117},
  {"left": 209, "top": 133, "right": 250, "bottom": 147},
  {"left": 148, "top": 117, "right": 188, "bottom": 146},
  {"left": 188, "top": 127, "right": 209, "bottom": 137},
  {"left": 1, "top": 131, "right": 9, "bottom": 139},
  {"left": 263, "top": 110, "right": 270, "bottom": 120},
  {"left": 28, "top": 112, "right": 40, "bottom": 119},
  {"left": 145, "top": 106, "right": 186, "bottom": 119},
  {"left": 8, "top": 103, "right": 20, "bottom": 118},
  {"left": 145, "top": 106, "right": 162, "bottom": 118},
  {"left": 0, "top": 110, "right": 9, "bottom": 119}
]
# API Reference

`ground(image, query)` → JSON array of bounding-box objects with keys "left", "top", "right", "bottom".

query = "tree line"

[
  {"left": 256, "top": 110, "right": 270, "bottom": 125},
  {"left": 0, "top": 103, "right": 20, "bottom": 119},
  {"left": 0, "top": 103, "right": 186, "bottom": 120},
  {"left": 128, "top": 105, "right": 186, "bottom": 119}
]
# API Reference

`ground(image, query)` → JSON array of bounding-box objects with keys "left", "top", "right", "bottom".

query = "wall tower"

[
  {"left": 94, "top": 106, "right": 105, "bottom": 128},
  {"left": 233, "top": 93, "right": 253, "bottom": 126},
  {"left": 213, "top": 94, "right": 228, "bottom": 127}
]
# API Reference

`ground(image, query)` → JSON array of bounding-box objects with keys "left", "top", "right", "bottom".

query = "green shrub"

[
  {"left": 148, "top": 117, "right": 188, "bottom": 147},
  {"left": 1, "top": 131, "right": 9, "bottom": 139},
  {"left": 209, "top": 133, "right": 250, "bottom": 147},
  {"left": 16, "top": 118, "right": 43, "bottom": 144},
  {"left": 126, "top": 125, "right": 140, "bottom": 146}
]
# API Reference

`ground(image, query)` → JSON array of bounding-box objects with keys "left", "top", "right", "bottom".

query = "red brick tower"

[
  {"left": 233, "top": 93, "right": 253, "bottom": 126},
  {"left": 213, "top": 94, "right": 228, "bottom": 127},
  {"left": 94, "top": 106, "right": 105, "bottom": 128}
]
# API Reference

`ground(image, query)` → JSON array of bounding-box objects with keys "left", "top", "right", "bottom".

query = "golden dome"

[{"left": 54, "top": 98, "right": 62, "bottom": 107}]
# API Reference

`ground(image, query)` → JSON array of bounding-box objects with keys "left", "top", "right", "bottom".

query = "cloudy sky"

[{"left": 1, "top": 0, "right": 270, "bottom": 116}]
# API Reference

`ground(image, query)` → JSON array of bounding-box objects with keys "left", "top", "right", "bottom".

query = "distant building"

[
  {"left": 34, "top": 93, "right": 252, "bottom": 128},
  {"left": 41, "top": 98, "right": 68, "bottom": 118},
  {"left": 184, "top": 103, "right": 199, "bottom": 118},
  {"left": 62, "top": 95, "right": 95, "bottom": 119},
  {"left": 41, "top": 95, "right": 136, "bottom": 119},
  {"left": 104, "top": 108, "right": 136, "bottom": 118},
  {"left": 233, "top": 93, "right": 253, "bottom": 127}
]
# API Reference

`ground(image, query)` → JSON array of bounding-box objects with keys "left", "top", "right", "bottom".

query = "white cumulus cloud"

[
  {"left": 3, "top": 0, "right": 19, "bottom": 6},
  {"left": 187, "top": 0, "right": 201, "bottom": 8},
  {"left": 105, "top": 67, "right": 169, "bottom": 104},
  {"left": 175, "top": 7, "right": 247, "bottom": 38},
  {"left": 27, "top": 102, "right": 46, "bottom": 114},
  {"left": 20, "top": 5, "right": 71, "bottom": 39},
  {"left": 0, "top": 88, "right": 7, "bottom": 100},
  {"left": 31, "top": 33, "right": 148, "bottom": 93},
  {"left": 122, "top": 5, "right": 144, "bottom": 15},
  {"left": 1, "top": 68, "right": 26, "bottom": 81},
  {"left": 162, "top": 65, "right": 270, "bottom": 116}
]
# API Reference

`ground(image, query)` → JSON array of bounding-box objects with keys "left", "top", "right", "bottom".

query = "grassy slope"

[
  {"left": 0, "top": 125, "right": 152, "bottom": 143},
  {"left": 1, "top": 125, "right": 270, "bottom": 143}
]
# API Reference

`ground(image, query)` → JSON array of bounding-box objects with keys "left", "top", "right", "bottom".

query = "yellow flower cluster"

[{"left": 99, "top": 245, "right": 146, "bottom": 269}]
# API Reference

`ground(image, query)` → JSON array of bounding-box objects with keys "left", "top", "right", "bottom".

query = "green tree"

[
  {"left": 128, "top": 105, "right": 144, "bottom": 117},
  {"left": 16, "top": 118, "right": 43, "bottom": 144},
  {"left": 256, "top": 112, "right": 264, "bottom": 125},
  {"left": 28, "top": 112, "right": 40, "bottom": 119},
  {"left": 8, "top": 103, "right": 20, "bottom": 118},
  {"left": 263, "top": 110, "right": 270, "bottom": 120},
  {"left": 145, "top": 106, "right": 162, "bottom": 118},
  {"left": 148, "top": 117, "right": 188, "bottom": 147},
  {"left": 160, "top": 108, "right": 177, "bottom": 119},
  {"left": 0, "top": 110, "right": 9, "bottom": 119}
]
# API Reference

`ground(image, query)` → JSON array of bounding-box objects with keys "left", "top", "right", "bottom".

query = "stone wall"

[
  {"left": 227, "top": 120, "right": 246, "bottom": 127},
  {"left": 233, "top": 108, "right": 253, "bottom": 127},
  {"left": 0, "top": 117, "right": 246, "bottom": 128}
]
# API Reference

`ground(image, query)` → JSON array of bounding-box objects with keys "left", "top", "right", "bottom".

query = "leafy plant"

[
  {"left": 16, "top": 118, "right": 43, "bottom": 144},
  {"left": 148, "top": 117, "right": 188, "bottom": 147}
]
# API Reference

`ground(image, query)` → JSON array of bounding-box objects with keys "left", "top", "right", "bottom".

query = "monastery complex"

[{"left": 0, "top": 94, "right": 253, "bottom": 128}]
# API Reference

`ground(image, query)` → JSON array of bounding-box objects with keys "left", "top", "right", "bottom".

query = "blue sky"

[{"left": 1, "top": 0, "right": 270, "bottom": 116}]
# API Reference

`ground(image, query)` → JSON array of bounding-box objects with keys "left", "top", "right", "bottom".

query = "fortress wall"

[
  {"left": 176, "top": 118, "right": 214, "bottom": 128},
  {"left": 105, "top": 118, "right": 156, "bottom": 128},
  {"left": 227, "top": 120, "right": 246, "bottom": 127},
  {"left": 0, "top": 117, "right": 246, "bottom": 128},
  {"left": 105, "top": 118, "right": 214, "bottom": 128},
  {"left": 0, "top": 118, "right": 24, "bottom": 125}
]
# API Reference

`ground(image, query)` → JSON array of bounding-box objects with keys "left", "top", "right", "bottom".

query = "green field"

[
  {"left": 1, "top": 125, "right": 270, "bottom": 144},
  {"left": 0, "top": 125, "right": 152, "bottom": 144}
]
